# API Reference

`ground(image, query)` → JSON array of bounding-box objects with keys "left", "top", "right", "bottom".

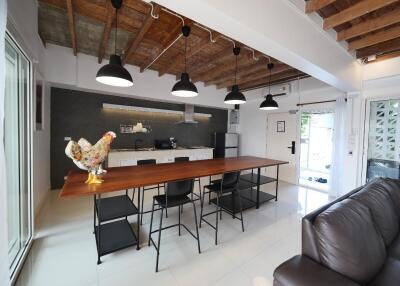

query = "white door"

[{"left": 266, "top": 112, "right": 299, "bottom": 184}]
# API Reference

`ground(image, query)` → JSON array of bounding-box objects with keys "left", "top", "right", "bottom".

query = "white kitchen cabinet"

[{"left": 107, "top": 148, "right": 214, "bottom": 168}]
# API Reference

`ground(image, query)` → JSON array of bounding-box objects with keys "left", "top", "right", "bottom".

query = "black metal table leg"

[
  {"left": 275, "top": 165, "right": 279, "bottom": 201},
  {"left": 96, "top": 193, "right": 101, "bottom": 265},
  {"left": 256, "top": 167, "right": 261, "bottom": 209},
  {"left": 137, "top": 185, "right": 141, "bottom": 250},
  {"left": 93, "top": 195, "right": 96, "bottom": 234}
]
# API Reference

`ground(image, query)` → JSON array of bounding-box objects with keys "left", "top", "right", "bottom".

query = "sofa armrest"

[{"left": 273, "top": 255, "right": 360, "bottom": 286}]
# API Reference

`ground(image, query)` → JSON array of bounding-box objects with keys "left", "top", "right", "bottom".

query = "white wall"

[
  {"left": 44, "top": 44, "right": 232, "bottom": 109},
  {"left": 239, "top": 77, "right": 344, "bottom": 158},
  {"left": 238, "top": 77, "right": 367, "bottom": 191},
  {"left": 32, "top": 79, "right": 51, "bottom": 217}
]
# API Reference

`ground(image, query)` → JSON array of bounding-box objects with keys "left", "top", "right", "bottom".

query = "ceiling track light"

[
  {"left": 171, "top": 25, "right": 198, "bottom": 97},
  {"left": 224, "top": 46, "right": 246, "bottom": 105},
  {"left": 259, "top": 62, "right": 279, "bottom": 110},
  {"left": 96, "top": 0, "right": 133, "bottom": 87}
]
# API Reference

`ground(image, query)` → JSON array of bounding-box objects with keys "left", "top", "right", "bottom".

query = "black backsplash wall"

[{"left": 51, "top": 87, "right": 228, "bottom": 189}]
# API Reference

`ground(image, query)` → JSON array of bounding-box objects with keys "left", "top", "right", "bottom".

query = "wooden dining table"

[
  {"left": 60, "top": 156, "right": 288, "bottom": 211},
  {"left": 61, "top": 156, "right": 288, "bottom": 264}
]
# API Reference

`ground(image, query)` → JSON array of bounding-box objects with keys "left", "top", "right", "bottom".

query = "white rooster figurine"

[{"left": 65, "top": 131, "right": 116, "bottom": 184}]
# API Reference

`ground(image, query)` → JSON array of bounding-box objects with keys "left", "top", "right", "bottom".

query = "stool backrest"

[
  {"left": 165, "top": 179, "right": 194, "bottom": 198},
  {"left": 221, "top": 171, "right": 240, "bottom": 189},
  {"left": 174, "top": 156, "right": 189, "bottom": 162},
  {"left": 137, "top": 159, "right": 156, "bottom": 165}
]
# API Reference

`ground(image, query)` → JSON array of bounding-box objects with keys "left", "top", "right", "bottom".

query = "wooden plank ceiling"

[
  {"left": 305, "top": 0, "right": 400, "bottom": 62},
  {"left": 38, "top": 0, "right": 308, "bottom": 91}
]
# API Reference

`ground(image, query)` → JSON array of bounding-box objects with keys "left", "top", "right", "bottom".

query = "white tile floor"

[{"left": 16, "top": 181, "right": 331, "bottom": 286}]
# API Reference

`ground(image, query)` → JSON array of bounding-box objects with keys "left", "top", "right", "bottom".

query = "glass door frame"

[
  {"left": 361, "top": 95, "right": 400, "bottom": 185},
  {"left": 5, "top": 31, "right": 34, "bottom": 284}
]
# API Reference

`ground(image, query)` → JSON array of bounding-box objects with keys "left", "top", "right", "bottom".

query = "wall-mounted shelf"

[{"left": 102, "top": 103, "right": 212, "bottom": 118}]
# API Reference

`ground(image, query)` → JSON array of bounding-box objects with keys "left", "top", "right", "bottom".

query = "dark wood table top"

[{"left": 60, "top": 156, "right": 288, "bottom": 198}]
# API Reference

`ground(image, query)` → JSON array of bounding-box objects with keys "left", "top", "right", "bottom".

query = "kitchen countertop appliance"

[{"left": 154, "top": 138, "right": 178, "bottom": 150}]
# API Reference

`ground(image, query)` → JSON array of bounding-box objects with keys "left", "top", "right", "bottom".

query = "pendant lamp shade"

[
  {"left": 96, "top": 0, "right": 133, "bottom": 87},
  {"left": 259, "top": 62, "right": 279, "bottom": 110},
  {"left": 259, "top": 93, "right": 279, "bottom": 110},
  {"left": 172, "top": 72, "right": 198, "bottom": 97},
  {"left": 224, "top": 46, "right": 246, "bottom": 105},
  {"left": 96, "top": 54, "right": 133, "bottom": 87},
  {"left": 224, "top": 84, "right": 246, "bottom": 104},
  {"left": 172, "top": 26, "right": 198, "bottom": 97}
]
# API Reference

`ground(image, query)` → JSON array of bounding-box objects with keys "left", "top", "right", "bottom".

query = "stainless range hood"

[{"left": 177, "top": 104, "right": 198, "bottom": 124}]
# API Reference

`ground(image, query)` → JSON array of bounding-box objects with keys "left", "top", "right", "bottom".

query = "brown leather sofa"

[{"left": 273, "top": 177, "right": 400, "bottom": 286}]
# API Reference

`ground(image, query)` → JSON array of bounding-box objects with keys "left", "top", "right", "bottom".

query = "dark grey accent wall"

[{"left": 51, "top": 87, "right": 228, "bottom": 189}]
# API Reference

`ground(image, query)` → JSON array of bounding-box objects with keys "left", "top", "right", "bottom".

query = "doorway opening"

[{"left": 299, "top": 111, "right": 334, "bottom": 191}]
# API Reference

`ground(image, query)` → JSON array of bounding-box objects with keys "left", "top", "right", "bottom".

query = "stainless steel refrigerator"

[{"left": 214, "top": 133, "right": 239, "bottom": 158}]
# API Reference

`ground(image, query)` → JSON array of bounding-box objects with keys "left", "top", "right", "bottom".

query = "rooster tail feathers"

[{"left": 65, "top": 140, "right": 82, "bottom": 161}]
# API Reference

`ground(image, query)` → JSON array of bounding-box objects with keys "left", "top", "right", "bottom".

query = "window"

[
  {"left": 366, "top": 99, "right": 400, "bottom": 181},
  {"left": 5, "top": 33, "right": 33, "bottom": 279}
]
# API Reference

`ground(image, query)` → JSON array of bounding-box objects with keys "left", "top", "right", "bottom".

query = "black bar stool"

[
  {"left": 148, "top": 178, "right": 201, "bottom": 272},
  {"left": 199, "top": 171, "right": 245, "bottom": 245},
  {"left": 136, "top": 159, "right": 165, "bottom": 225},
  {"left": 174, "top": 157, "right": 202, "bottom": 202}
]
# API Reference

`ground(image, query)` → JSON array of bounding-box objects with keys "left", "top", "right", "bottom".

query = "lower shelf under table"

[
  {"left": 210, "top": 188, "right": 276, "bottom": 214},
  {"left": 95, "top": 219, "right": 138, "bottom": 257}
]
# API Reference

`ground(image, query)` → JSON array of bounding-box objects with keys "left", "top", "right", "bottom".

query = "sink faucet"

[{"left": 134, "top": 139, "right": 143, "bottom": 150}]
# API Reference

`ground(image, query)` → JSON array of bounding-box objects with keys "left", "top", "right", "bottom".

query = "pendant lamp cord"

[
  {"left": 234, "top": 54, "right": 238, "bottom": 85},
  {"left": 184, "top": 35, "right": 187, "bottom": 73},
  {"left": 268, "top": 66, "right": 272, "bottom": 94},
  {"left": 115, "top": 6, "right": 118, "bottom": 55}
]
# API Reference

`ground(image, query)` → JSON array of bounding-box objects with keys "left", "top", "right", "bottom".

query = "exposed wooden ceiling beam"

[
  {"left": 371, "top": 50, "right": 400, "bottom": 62},
  {"left": 323, "top": 0, "right": 397, "bottom": 30},
  {"left": 205, "top": 58, "right": 269, "bottom": 87},
  {"left": 123, "top": 4, "right": 160, "bottom": 65},
  {"left": 238, "top": 69, "right": 302, "bottom": 91},
  {"left": 41, "top": 0, "right": 143, "bottom": 31},
  {"left": 337, "top": 8, "right": 400, "bottom": 41},
  {"left": 98, "top": 2, "right": 115, "bottom": 63},
  {"left": 158, "top": 33, "right": 219, "bottom": 77},
  {"left": 348, "top": 26, "right": 400, "bottom": 51},
  {"left": 356, "top": 37, "right": 400, "bottom": 58},
  {"left": 66, "top": 0, "right": 77, "bottom": 56},
  {"left": 139, "top": 20, "right": 190, "bottom": 72},
  {"left": 216, "top": 64, "right": 293, "bottom": 89},
  {"left": 192, "top": 48, "right": 254, "bottom": 83},
  {"left": 305, "top": 0, "right": 336, "bottom": 13},
  {"left": 187, "top": 47, "right": 234, "bottom": 80}
]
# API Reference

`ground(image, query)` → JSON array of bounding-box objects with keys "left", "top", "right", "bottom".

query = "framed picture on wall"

[
  {"left": 277, "top": 121, "right": 285, "bottom": 132},
  {"left": 35, "top": 73, "right": 44, "bottom": 131}
]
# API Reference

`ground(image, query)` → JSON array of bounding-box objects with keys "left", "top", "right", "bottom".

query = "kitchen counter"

[
  {"left": 110, "top": 146, "right": 213, "bottom": 153},
  {"left": 107, "top": 147, "right": 214, "bottom": 167}
]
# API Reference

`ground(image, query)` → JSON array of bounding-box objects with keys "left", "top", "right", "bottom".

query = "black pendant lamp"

[
  {"left": 224, "top": 47, "right": 246, "bottom": 105},
  {"left": 96, "top": 0, "right": 133, "bottom": 87},
  {"left": 259, "top": 63, "right": 279, "bottom": 110},
  {"left": 171, "top": 26, "right": 198, "bottom": 97}
]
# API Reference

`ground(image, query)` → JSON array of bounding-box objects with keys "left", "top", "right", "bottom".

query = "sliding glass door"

[{"left": 5, "top": 34, "right": 32, "bottom": 278}]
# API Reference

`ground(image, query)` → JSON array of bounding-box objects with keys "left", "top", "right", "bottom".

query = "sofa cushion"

[
  {"left": 367, "top": 257, "right": 400, "bottom": 286},
  {"left": 388, "top": 233, "right": 400, "bottom": 260},
  {"left": 350, "top": 181, "right": 399, "bottom": 246},
  {"left": 379, "top": 178, "right": 400, "bottom": 216},
  {"left": 314, "top": 199, "right": 386, "bottom": 284}
]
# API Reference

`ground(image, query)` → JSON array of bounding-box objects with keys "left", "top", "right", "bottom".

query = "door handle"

[{"left": 287, "top": 141, "right": 295, "bottom": 154}]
